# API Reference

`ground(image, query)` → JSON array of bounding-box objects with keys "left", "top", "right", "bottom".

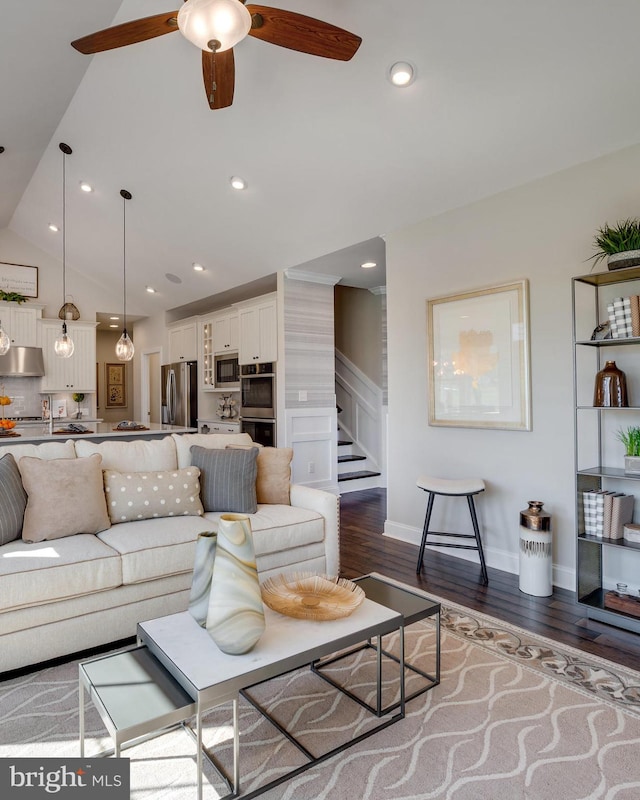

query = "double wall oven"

[{"left": 240, "top": 362, "right": 275, "bottom": 446}]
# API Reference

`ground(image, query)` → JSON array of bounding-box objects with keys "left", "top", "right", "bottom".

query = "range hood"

[{"left": 0, "top": 346, "right": 45, "bottom": 377}]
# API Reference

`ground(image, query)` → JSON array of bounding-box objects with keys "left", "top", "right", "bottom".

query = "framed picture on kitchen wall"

[
  {"left": 106, "top": 363, "right": 127, "bottom": 408},
  {"left": 0, "top": 262, "right": 38, "bottom": 298},
  {"left": 427, "top": 279, "right": 531, "bottom": 430}
]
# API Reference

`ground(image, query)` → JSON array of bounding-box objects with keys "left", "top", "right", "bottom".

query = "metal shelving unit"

[{"left": 573, "top": 265, "right": 640, "bottom": 634}]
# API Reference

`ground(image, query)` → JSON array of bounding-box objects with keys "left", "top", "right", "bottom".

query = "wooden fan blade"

[
  {"left": 202, "top": 49, "right": 235, "bottom": 109},
  {"left": 71, "top": 11, "right": 181, "bottom": 54},
  {"left": 246, "top": 6, "right": 361, "bottom": 61}
]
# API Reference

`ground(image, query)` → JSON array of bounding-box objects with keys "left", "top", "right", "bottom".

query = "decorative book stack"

[
  {"left": 582, "top": 490, "right": 635, "bottom": 539},
  {"left": 607, "top": 295, "right": 640, "bottom": 338}
]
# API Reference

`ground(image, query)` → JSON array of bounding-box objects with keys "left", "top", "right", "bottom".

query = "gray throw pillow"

[
  {"left": 190, "top": 445, "right": 259, "bottom": 513},
  {"left": 0, "top": 453, "right": 28, "bottom": 545}
]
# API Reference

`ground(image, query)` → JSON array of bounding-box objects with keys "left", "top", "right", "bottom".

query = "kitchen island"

[{"left": 0, "top": 422, "right": 196, "bottom": 446}]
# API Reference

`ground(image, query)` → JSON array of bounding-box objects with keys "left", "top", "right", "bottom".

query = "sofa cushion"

[
  {"left": 0, "top": 440, "right": 76, "bottom": 467},
  {"left": 104, "top": 466, "right": 204, "bottom": 523},
  {"left": 191, "top": 445, "right": 259, "bottom": 513},
  {"left": 75, "top": 436, "right": 177, "bottom": 471},
  {"left": 203, "top": 503, "right": 324, "bottom": 557},
  {"left": 228, "top": 445, "right": 292, "bottom": 505},
  {"left": 172, "top": 432, "right": 254, "bottom": 468},
  {"left": 98, "top": 516, "right": 213, "bottom": 584},
  {"left": 0, "top": 453, "right": 27, "bottom": 545},
  {"left": 0, "top": 533, "right": 122, "bottom": 612},
  {"left": 20, "top": 453, "right": 111, "bottom": 542}
]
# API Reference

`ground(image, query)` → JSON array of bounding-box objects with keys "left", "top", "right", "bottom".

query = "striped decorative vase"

[
  {"left": 188, "top": 532, "right": 218, "bottom": 627},
  {"left": 206, "top": 514, "right": 266, "bottom": 655}
]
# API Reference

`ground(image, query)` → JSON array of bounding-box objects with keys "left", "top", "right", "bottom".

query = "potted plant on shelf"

[
  {"left": 0, "top": 290, "right": 28, "bottom": 304},
  {"left": 72, "top": 392, "right": 85, "bottom": 419},
  {"left": 590, "top": 218, "right": 640, "bottom": 271},
  {"left": 616, "top": 425, "right": 640, "bottom": 473}
]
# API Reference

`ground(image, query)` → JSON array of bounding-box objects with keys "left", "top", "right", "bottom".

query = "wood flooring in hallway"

[{"left": 339, "top": 488, "right": 640, "bottom": 672}]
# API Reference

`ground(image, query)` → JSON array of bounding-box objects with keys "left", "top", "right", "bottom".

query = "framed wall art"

[
  {"left": 427, "top": 280, "right": 531, "bottom": 430},
  {"left": 106, "top": 363, "right": 127, "bottom": 408},
  {"left": 0, "top": 262, "right": 38, "bottom": 298}
]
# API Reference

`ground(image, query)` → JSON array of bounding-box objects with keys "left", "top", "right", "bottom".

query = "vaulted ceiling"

[{"left": 4, "top": 1, "right": 640, "bottom": 318}]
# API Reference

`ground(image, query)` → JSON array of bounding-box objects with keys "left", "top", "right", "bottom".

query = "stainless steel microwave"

[{"left": 214, "top": 353, "right": 239, "bottom": 385}]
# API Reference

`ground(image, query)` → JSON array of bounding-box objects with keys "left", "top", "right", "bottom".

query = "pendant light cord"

[
  {"left": 59, "top": 143, "right": 72, "bottom": 335},
  {"left": 120, "top": 189, "right": 132, "bottom": 337}
]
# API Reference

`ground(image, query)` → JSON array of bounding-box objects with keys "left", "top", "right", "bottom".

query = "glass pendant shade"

[
  {"left": 54, "top": 323, "right": 74, "bottom": 358},
  {"left": 116, "top": 330, "right": 135, "bottom": 362},
  {"left": 177, "top": 0, "right": 251, "bottom": 52},
  {"left": 0, "top": 322, "right": 10, "bottom": 355}
]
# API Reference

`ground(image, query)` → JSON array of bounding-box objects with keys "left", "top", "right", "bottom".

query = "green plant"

[
  {"left": 616, "top": 425, "right": 640, "bottom": 456},
  {"left": 72, "top": 393, "right": 85, "bottom": 404},
  {"left": 590, "top": 218, "right": 640, "bottom": 264},
  {"left": 0, "top": 290, "right": 28, "bottom": 304}
]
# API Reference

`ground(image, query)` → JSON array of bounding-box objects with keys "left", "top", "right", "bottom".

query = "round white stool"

[{"left": 416, "top": 476, "right": 488, "bottom": 585}]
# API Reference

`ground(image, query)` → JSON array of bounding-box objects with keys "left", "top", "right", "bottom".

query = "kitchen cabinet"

[
  {"left": 0, "top": 301, "right": 43, "bottom": 346},
  {"left": 198, "top": 419, "right": 241, "bottom": 434},
  {"left": 212, "top": 309, "right": 238, "bottom": 354},
  {"left": 39, "top": 319, "right": 97, "bottom": 392},
  {"left": 168, "top": 319, "right": 197, "bottom": 362},
  {"left": 238, "top": 294, "right": 277, "bottom": 365}
]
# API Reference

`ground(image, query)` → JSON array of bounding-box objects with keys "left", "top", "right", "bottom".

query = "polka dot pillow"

[{"left": 103, "top": 467, "right": 204, "bottom": 523}]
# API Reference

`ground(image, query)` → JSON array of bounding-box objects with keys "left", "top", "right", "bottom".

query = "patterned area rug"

[{"left": 2, "top": 575, "right": 640, "bottom": 799}]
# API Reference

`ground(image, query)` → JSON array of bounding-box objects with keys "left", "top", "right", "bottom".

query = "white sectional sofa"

[{"left": 0, "top": 433, "right": 339, "bottom": 674}]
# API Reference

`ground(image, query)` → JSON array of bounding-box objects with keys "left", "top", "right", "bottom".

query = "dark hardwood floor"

[{"left": 340, "top": 488, "right": 640, "bottom": 672}]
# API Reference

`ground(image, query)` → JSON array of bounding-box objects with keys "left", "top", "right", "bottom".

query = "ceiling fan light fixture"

[
  {"left": 388, "top": 61, "right": 415, "bottom": 87},
  {"left": 177, "top": 0, "right": 252, "bottom": 52}
]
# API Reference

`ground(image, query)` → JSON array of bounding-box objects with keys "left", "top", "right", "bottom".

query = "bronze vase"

[{"left": 593, "top": 361, "right": 628, "bottom": 407}]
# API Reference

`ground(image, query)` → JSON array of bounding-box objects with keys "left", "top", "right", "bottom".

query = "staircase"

[{"left": 337, "top": 418, "right": 381, "bottom": 492}]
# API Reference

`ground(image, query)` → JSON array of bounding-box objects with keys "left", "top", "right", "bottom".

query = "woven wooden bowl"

[{"left": 261, "top": 573, "right": 365, "bottom": 621}]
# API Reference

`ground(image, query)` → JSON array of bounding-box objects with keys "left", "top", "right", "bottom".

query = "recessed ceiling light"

[
  {"left": 48, "top": 223, "right": 59, "bottom": 232},
  {"left": 109, "top": 324, "right": 119, "bottom": 328},
  {"left": 192, "top": 262, "right": 205, "bottom": 272},
  {"left": 388, "top": 61, "right": 415, "bottom": 87},
  {"left": 79, "top": 181, "right": 93, "bottom": 193},
  {"left": 146, "top": 286, "right": 157, "bottom": 294},
  {"left": 109, "top": 316, "right": 119, "bottom": 320},
  {"left": 361, "top": 261, "right": 377, "bottom": 269},
  {"left": 165, "top": 273, "right": 182, "bottom": 284},
  {"left": 230, "top": 176, "right": 247, "bottom": 190}
]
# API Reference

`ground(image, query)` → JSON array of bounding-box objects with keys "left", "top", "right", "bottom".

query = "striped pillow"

[
  {"left": 0, "top": 453, "right": 27, "bottom": 545},
  {"left": 190, "top": 445, "right": 258, "bottom": 513}
]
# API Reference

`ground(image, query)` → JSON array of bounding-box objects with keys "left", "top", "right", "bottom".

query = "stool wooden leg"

[
  {"left": 416, "top": 492, "right": 435, "bottom": 573},
  {"left": 467, "top": 495, "right": 489, "bottom": 585}
]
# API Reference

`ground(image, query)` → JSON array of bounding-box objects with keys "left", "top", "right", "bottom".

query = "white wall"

[
  {"left": 0, "top": 227, "right": 122, "bottom": 320},
  {"left": 385, "top": 141, "right": 640, "bottom": 589}
]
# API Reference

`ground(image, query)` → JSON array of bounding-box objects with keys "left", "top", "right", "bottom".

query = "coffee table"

[
  {"left": 81, "top": 597, "right": 405, "bottom": 800},
  {"left": 311, "top": 573, "right": 441, "bottom": 714}
]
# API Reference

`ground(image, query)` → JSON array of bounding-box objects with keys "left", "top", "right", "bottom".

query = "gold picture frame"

[
  {"left": 427, "top": 280, "right": 531, "bottom": 430},
  {"left": 106, "top": 363, "right": 127, "bottom": 408}
]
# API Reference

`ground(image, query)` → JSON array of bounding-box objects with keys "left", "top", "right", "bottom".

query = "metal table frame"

[{"left": 311, "top": 574, "right": 441, "bottom": 715}]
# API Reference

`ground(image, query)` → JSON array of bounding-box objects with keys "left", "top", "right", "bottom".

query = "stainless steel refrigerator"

[{"left": 161, "top": 361, "right": 198, "bottom": 428}]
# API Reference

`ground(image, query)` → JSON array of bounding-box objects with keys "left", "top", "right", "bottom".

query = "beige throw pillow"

[
  {"left": 104, "top": 467, "right": 204, "bottom": 523},
  {"left": 227, "top": 445, "right": 293, "bottom": 505},
  {"left": 20, "top": 453, "right": 111, "bottom": 542}
]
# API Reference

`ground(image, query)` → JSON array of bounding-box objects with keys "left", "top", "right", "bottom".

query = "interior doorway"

[{"left": 141, "top": 349, "right": 162, "bottom": 425}]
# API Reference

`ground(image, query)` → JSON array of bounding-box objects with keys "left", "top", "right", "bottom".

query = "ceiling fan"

[{"left": 71, "top": 0, "right": 362, "bottom": 110}]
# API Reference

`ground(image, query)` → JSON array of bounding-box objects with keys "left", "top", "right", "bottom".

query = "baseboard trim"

[{"left": 383, "top": 520, "right": 575, "bottom": 592}]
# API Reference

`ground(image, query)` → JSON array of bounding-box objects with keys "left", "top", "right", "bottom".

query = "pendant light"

[
  {"left": 115, "top": 189, "right": 135, "bottom": 362},
  {"left": 54, "top": 143, "right": 74, "bottom": 358}
]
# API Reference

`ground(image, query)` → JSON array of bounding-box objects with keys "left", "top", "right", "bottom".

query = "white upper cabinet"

[
  {"left": 0, "top": 301, "right": 43, "bottom": 347},
  {"left": 39, "top": 319, "right": 97, "bottom": 392},
  {"left": 212, "top": 310, "right": 238, "bottom": 354},
  {"left": 238, "top": 295, "right": 277, "bottom": 365},
  {"left": 168, "top": 319, "right": 198, "bottom": 362}
]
